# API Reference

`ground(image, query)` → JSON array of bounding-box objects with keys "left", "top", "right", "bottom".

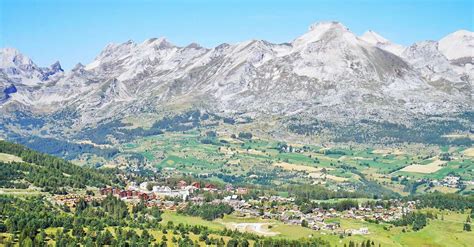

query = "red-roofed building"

[
  {"left": 204, "top": 183, "right": 217, "bottom": 191},
  {"left": 119, "top": 190, "right": 127, "bottom": 198},
  {"left": 100, "top": 187, "right": 113, "bottom": 196},
  {"left": 191, "top": 182, "right": 201, "bottom": 189},
  {"left": 138, "top": 193, "right": 149, "bottom": 201}
]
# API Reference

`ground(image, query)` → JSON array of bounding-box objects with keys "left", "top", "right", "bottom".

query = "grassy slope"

[
  {"left": 0, "top": 153, "right": 23, "bottom": 163},
  {"left": 161, "top": 211, "right": 473, "bottom": 247},
  {"left": 162, "top": 211, "right": 225, "bottom": 231}
]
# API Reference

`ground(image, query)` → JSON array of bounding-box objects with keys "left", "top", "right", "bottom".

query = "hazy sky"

[{"left": 1, "top": 0, "right": 473, "bottom": 69}]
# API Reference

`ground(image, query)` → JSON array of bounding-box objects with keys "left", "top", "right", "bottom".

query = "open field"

[
  {"left": 273, "top": 162, "right": 324, "bottom": 173},
  {"left": 372, "top": 149, "right": 404, "bottom": 155},
  {"left": 161, "top": 211, "right": 225, "bottom": 231},
  {"left": 399, "top": 159, "right": 446, "bottom": 174},
  {"left": 0, "top": 153, "right": 23, "bottom": 163},
  {"left": 392, "top": 210, "right": 474, "bottom": 247},
  {"left": 463, "top": 147, "right": 474, "bottom": 157},
  {"left": 0, "top": 188, "right": 43, "bottom": 197}
]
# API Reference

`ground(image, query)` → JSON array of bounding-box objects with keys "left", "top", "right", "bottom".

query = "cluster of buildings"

[
  {"left": 201, "top": 195, "right": 417, "bottom": 235},
  {"left": 408, "top": 175, "right": 474, "bottom": 191},
  {"left": 99, "top": 187, "right": 159, "bottom": 201},
  {"left": 99, "top": 181, "right": 199, "bottom": 202},
  {"left": 94, "top": 180, "right": 250, "bottom": 205},
  {"left": 51, "top": 176, "right": 422, "bottom": 237},
  {"left": 52, "top": 194, "right": 99, "bottom": 208},
  {"left": 51, "top": 175, "right": 254, "bottom": 209},
  {"left": 430, "top": 175, "right": 461, "bottom": 188},
  {"left": 342, "top": 202, "right": 416, "bottom": 222}
]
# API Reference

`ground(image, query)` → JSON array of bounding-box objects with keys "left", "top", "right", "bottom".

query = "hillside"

[{"left": 0, "top": 140, "right": 120, "bottom": 193}]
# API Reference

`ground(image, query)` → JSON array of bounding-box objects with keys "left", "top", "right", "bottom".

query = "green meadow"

[
  {"left": 159, "top": 210, "right": 473, "bottom": 247},
  {"left": 119, "top": 130, "right": 473, "bottom": 195}
]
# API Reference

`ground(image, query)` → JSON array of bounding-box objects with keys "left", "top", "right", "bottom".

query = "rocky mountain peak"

[
  {"left": 308, "top": 21, "right": 349, "bottom": 32},
  {"left": 50, "top": 61, "right": 63, "bottom": 73},
  {"left": 292, "top": 21, "right": 359, "bottom": 51},
  {"left": 0, "top": 48, "right": 35, "bottom": 69},
  {"left": 142, "top": 37, "right": 175, "bottom": 49},
  {"left": 439, "top": 30, "right": 474, "bottom": 61},
  {"left": 72, "top": 63, "right": 85, "bottom": 71},
  {"left": 185, "top": 42, "right": 203, "bottom": 49},
  {"left": 360, "top": 30, "right": 390, "bottom": 44}
]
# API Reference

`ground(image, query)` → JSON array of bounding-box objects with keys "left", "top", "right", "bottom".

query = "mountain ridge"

[{"left": 0, "top": 21, "right": 472, "bottom": 148}]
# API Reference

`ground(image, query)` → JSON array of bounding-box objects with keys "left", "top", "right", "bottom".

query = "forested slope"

[{"left": 0, "top": 141, "right": 121, "bottom": 192}]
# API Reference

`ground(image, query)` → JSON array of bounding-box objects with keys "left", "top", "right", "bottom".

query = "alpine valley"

[
  {"left": 1, "top": 20, "right": 474, "bottom": 247},
  {"left": 1, "top": 21, "right": 473, "bottom": 168}
]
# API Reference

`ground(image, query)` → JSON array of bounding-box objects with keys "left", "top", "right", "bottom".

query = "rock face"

[
  {"left": 0, "top": 48, "right": 63, "bottom": 86},
  {"left": 359, "top": 30, "right": 405, "bottom": 56},
  {"left": 0, "top": 21, "right": 472, "bottom": 135}
]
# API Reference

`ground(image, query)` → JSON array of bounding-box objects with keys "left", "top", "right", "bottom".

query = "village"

[
  {"left": 430, "top": 175, "right": 465, "bottom": 188},
  {"left": 51, "top": 178, "right": 419, "bottom": 237},
  {"left": 409, "top": 174, "right": 474, "bottom": 191}
]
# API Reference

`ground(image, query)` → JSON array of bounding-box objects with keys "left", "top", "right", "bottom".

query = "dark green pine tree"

[{"left": 464, "top": 223, "right": 471, "bottom": 232}]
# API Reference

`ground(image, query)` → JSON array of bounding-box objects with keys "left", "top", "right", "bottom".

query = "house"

[
  {"left": 119, "top": 190, "right": 127, "bottom": 198},
  {"left": 324, "top": 223, "right": 340, "bottom": 230},
  {"left": 310, "top": 224, "right": 321, "bottom": 230},
  {"left": 100, "top": 187, "right": 113, "bottom": 196},
  {"left": 153, "top": 186, "right": 172, "bottom": 193},
  {"left": 138, "top": 193, "right": 149, "bottom": 201},
  {"left": 127, "top": 182, "right": 138, "bottom": 191},
  {"left": 177, "top": 180, "right": 187, "bottom": 189},
  {"left": 204, "top": 183, "right": 217, "bottom": 191},
  {"left": 349, "top": 227, "right": 369, "bottom": 235},
  {"left": 139, "top": 182, "right": 149, "bottom": 191},
  {"left": 190, "top": 195, "right": 205, "bottom": 203},
  {"left": 236, "top": 187, "right": 249, "bottom": 195},
  {"left": 225, "top": 184, "right": 234, "bottom": 192},
  {"left": 191, "top": 182, "right": 201, "bottom": 189}
]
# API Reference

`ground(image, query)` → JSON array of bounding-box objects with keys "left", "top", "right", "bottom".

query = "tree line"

[
  {"left": 0, "top": 140, "right": 122, "bottom": 192},
  {"left": 178, "top": 202, "right": 234, "bottom": 221}
]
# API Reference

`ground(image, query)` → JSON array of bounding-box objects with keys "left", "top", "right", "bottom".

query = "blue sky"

[{"left": 1, "top": 0, "right": 472, "bottom": 69}]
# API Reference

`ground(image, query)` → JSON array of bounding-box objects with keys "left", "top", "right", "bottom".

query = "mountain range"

[{"left": 0, "top": 21, "right": 472, "bottom": 151}]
